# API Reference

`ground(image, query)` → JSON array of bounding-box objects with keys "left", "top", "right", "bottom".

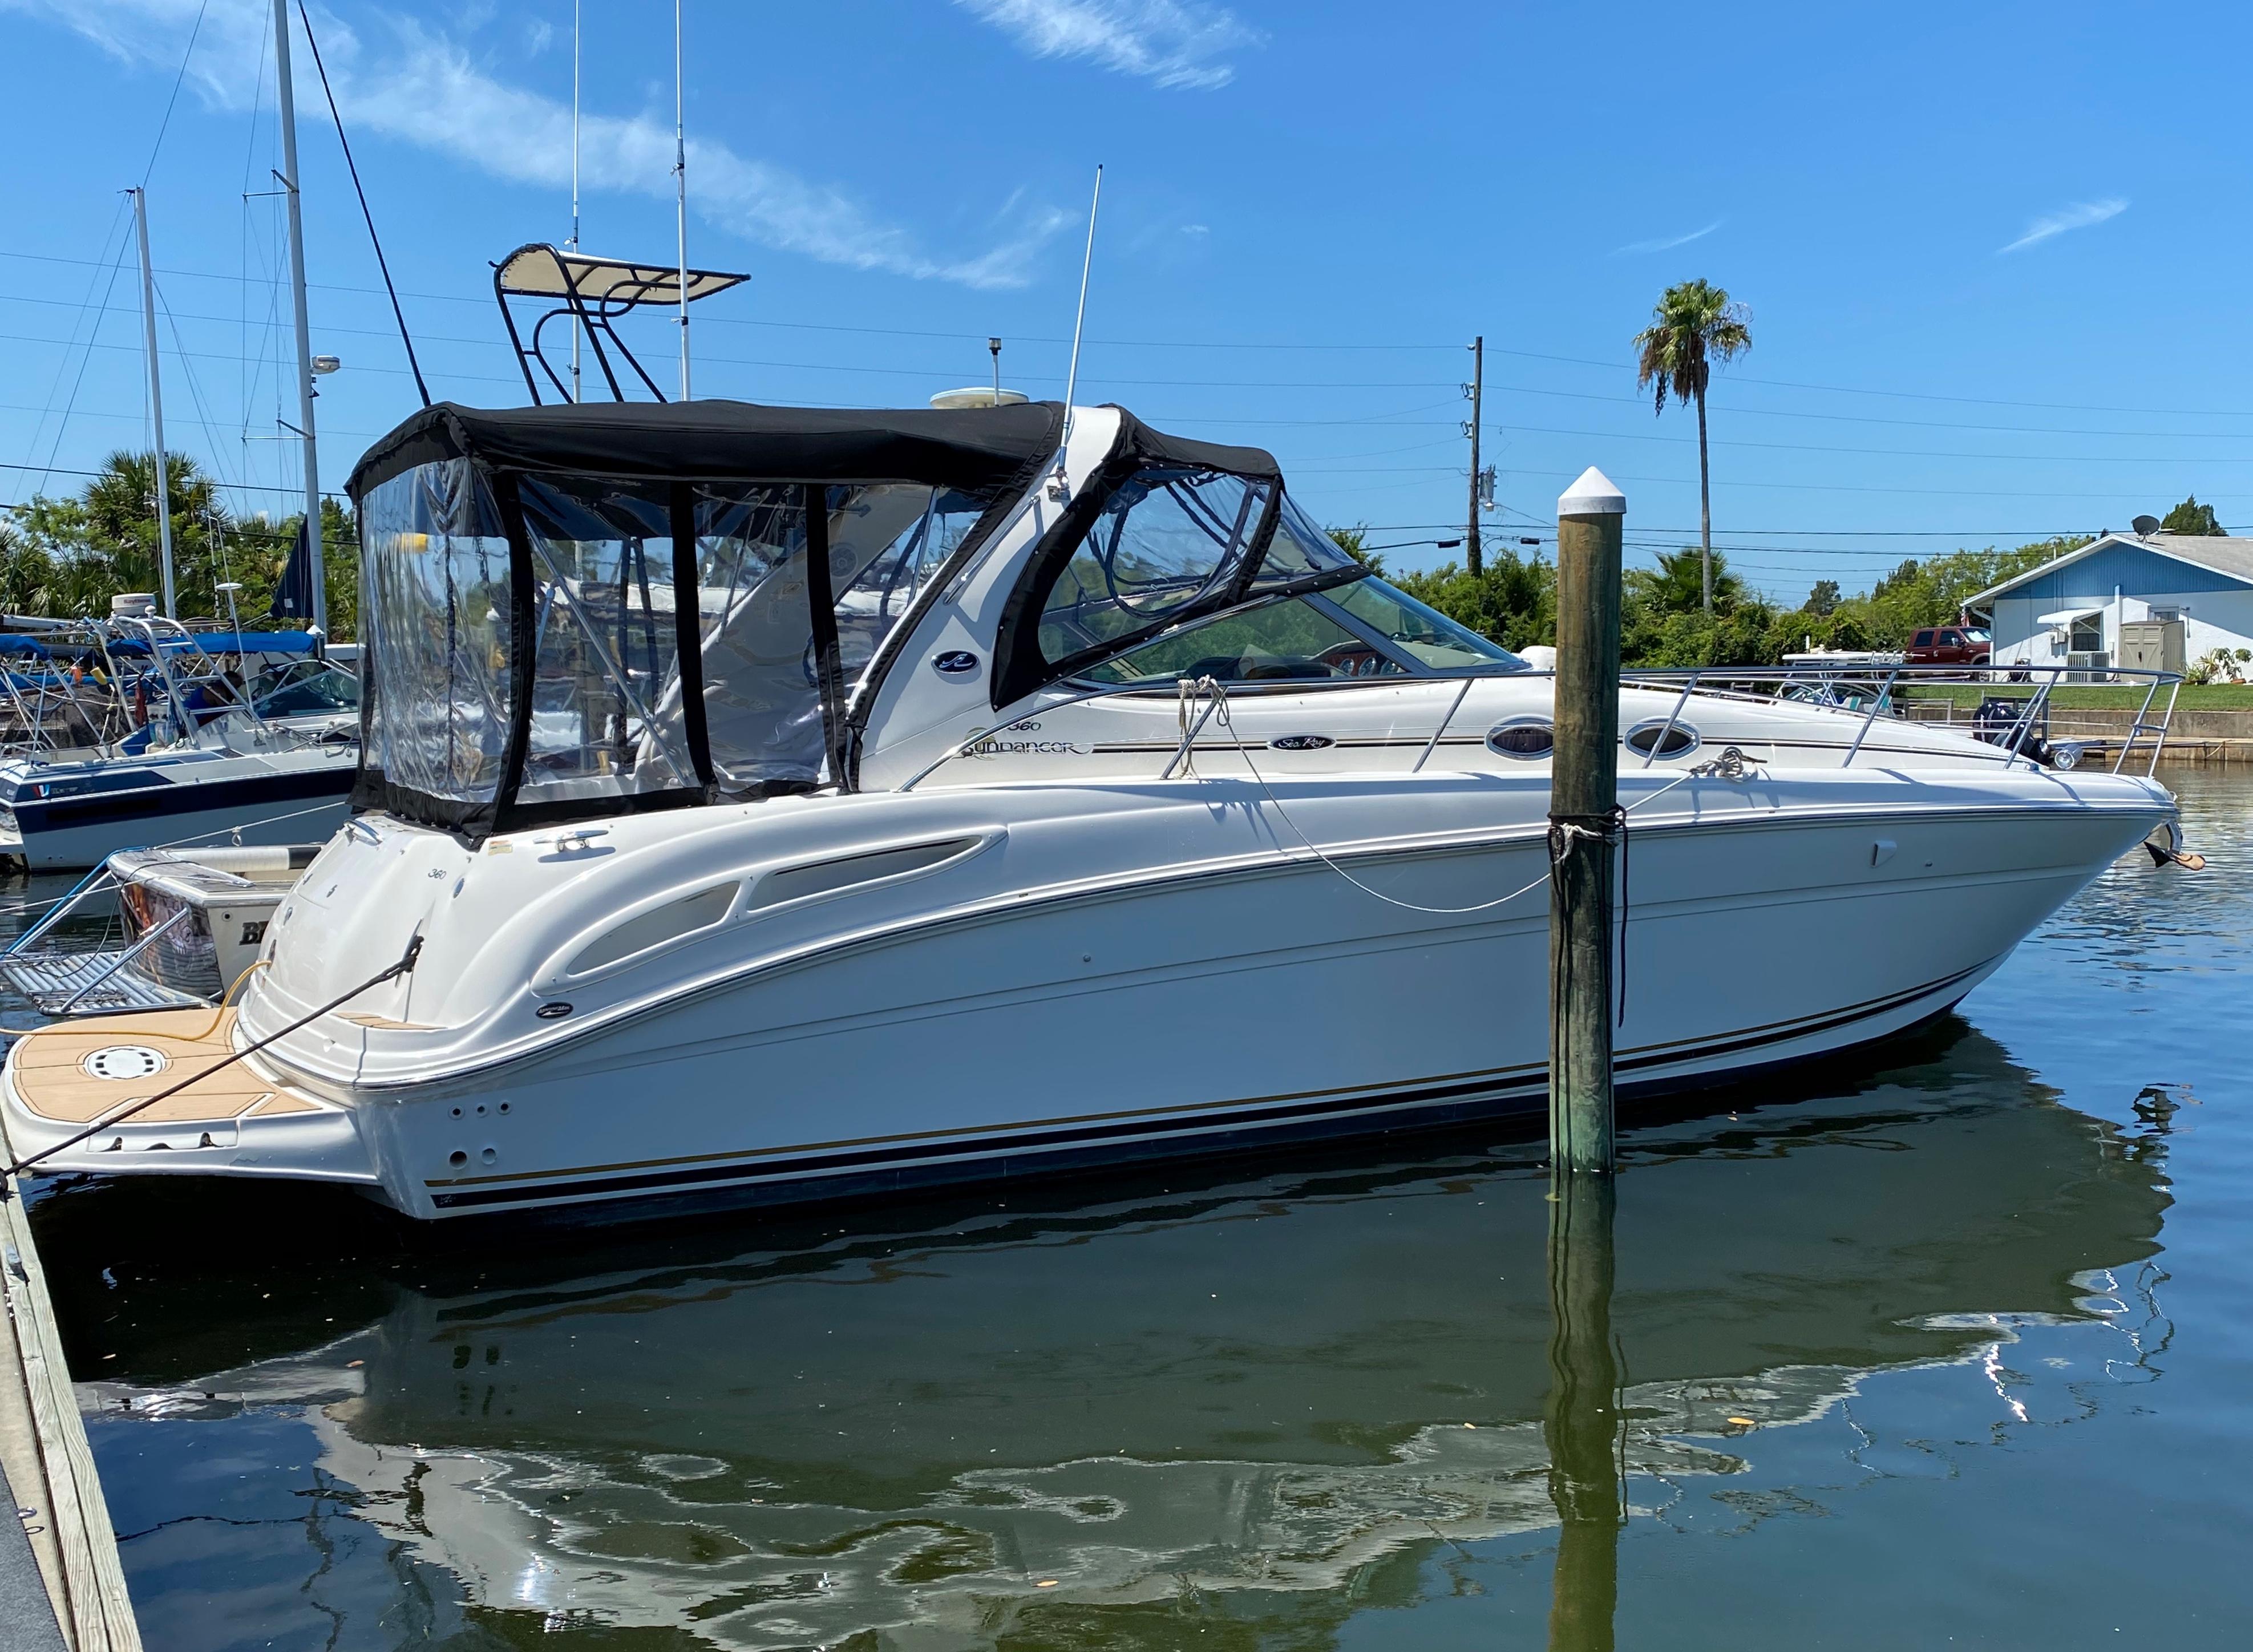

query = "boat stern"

[{"left": 0, "top": 1009, "right": 382, "bottom": 1191}]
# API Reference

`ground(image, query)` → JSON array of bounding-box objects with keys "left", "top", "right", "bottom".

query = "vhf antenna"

[{"left": 1050, "top": 164, "right": 1102, "bottom": 499}]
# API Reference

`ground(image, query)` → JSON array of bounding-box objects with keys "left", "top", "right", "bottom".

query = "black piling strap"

[{"left": 1, "top": 934, "right": 426, "bottom": 1186}]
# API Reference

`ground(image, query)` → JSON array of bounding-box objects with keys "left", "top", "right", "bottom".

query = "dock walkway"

[{"left": 0, "top": 1117, "right": 141, "bottom": 1650}]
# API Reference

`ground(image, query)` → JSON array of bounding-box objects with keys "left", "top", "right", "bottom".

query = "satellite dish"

[
  {"left": 929, "top": 387, "right": 1029, "bottom": 410},
  {"left": 2131, "top": 514, "right": 2161, "bottom": 538}
]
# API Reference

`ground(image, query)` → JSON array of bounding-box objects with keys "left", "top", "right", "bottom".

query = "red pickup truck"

[{"left": 1904, "top": 623, "right": 1991, "bottom": 669}]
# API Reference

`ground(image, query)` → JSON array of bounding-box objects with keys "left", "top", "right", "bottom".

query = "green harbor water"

[{"left": 8, "top": 768, "right": 2249, "bottom": 1649}]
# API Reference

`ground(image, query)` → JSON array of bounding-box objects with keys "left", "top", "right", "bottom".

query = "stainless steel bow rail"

[
  {"left": 895, "top": 659, "right": 2185, "bottom": 791},
  {"left": 1617, "top": 661, "right": 2184, "bottom": 776}
]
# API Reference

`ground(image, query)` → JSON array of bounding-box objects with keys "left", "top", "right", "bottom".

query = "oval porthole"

[
  {"left": 1624, "top": 719, "right": 1700, "bottom": 759},
  {"left": 1487, "top": 719, "right": 1555, "bottom": 759}
]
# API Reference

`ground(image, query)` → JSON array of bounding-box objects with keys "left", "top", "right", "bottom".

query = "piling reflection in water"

[
  {"left": 1544, "top": 1172, "right": 1620, "bottom": 1652},
  {"left": 39, "top": 1014, "right": 2175, "bottom": 1650}
]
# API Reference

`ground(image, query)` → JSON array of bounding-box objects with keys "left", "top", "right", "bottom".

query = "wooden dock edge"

[{"left": 0, "top": 1116, "right": 142, "bottom": 1651}]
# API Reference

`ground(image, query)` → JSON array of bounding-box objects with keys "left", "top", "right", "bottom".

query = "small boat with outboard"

[{"left": 0, "top": 398, "right": 2183, "bottom": 1218}]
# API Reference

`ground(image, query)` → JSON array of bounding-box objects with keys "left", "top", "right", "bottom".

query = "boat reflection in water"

[{"left": 58, "top": 1021, "right": 2168, "bottom": 1649}]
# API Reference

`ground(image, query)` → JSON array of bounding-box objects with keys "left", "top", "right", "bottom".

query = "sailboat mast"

[
  {"left": 130, "top": 187, "right": 178, "bottom": 620},
  {"left": 272, "top": 0, "right": 326, "bottom": 633},
  {"left": 674, "top": 0, "right": 690, "bottom": 400}
]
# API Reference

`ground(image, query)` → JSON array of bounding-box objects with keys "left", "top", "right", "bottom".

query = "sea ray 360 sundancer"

[{"left": 0, "top": 399, "right": 2179, "bottom": 1218}]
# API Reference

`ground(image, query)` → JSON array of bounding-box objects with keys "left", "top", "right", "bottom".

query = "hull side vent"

[
  {"left": 746, "top": 837, "right": 982, "bottom": 913},
  {"left": 569, "top": 882, "right": 738, "bottom": 975}
]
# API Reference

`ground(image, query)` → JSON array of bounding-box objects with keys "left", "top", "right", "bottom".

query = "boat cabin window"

[
  {"left": 1080, "top": 597, "right": 1408, "bottom": 686},
  {"left": 1037, "top": 465, "right": 1275, "bottom": 666},
  {"left": 359, "top": 459, "right": 517, "bottom": 809},
  {"left": 1329, "top": 579, "right": 1525, "bottom": 673}
]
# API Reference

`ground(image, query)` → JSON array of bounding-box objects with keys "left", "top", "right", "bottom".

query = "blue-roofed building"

[{"left": 1968, "top": 533, "right": 2253, "bottom": 675}]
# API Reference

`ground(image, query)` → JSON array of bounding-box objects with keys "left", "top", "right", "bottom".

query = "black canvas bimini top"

[{"left": 346, "top": 399, "right": 1282, "bottom": 500}]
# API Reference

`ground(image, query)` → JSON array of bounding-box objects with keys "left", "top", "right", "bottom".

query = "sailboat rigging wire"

[
  {"left": 293, "top": 0, "right": 430, "bottom": 407},
  {"left": 143, "top": 1, "right": 212, "bottom": 187}
]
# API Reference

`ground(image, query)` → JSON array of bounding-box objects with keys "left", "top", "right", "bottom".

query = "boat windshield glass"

[
  {"left": 1037, "top": 466, "right": 1274, "bottom": 667},
  {"left": 1330, "top": 578, "right": 1525, "bottom": 672},
  {"left": 1248, "top": 494, "right": 1364, "bottom": 591},
  {"left": 1081, "top": 597, "right": 1407, "bottom": 685},
  {"left": 359, "top": 458, "right": 516, "bottom": 808}
]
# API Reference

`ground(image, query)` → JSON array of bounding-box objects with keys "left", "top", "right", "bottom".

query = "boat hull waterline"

[{"left": 0, "top": 764, "right": 2170, "bottom": 1218}]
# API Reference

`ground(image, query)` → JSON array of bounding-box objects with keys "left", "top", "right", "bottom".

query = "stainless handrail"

[
  {"left": 55, "top": 907, "right": 191, "bottom": 1014},
  {"left": 893, "top": 659, "right": 2187, "bottom": 791},
  {"left": 5, "top": 867, "right": 119, "bottom": 957}
]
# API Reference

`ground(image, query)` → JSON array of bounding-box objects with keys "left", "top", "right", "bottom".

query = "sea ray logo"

[
  {"left": 1269, "top": 734, "right": 1334, "bottom": 751},
  {"left": 933, "top": 650, "right": 981, "bottom": 676}
]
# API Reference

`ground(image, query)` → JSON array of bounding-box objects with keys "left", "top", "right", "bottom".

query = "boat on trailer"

[{"left": 0, "top": 398, "right": 2181, "bottom": 1220}]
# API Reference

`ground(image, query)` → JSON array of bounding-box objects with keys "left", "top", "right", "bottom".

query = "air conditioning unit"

[{"left": 2065, "top": 650, "right": 2111, "bottom": 683}]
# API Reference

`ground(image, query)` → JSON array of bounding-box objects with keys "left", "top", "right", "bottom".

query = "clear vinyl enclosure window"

[
  {"left": 1038, "top": 467, "right": 1272, "bottom": 666},
  {"left": 359, "top": 459, "right": 515, "bottom": 806},
  {"left": 363, "top": 461, "right": 1005, "bottom": 816},
  {"left": 516, "top": 477, "right": 696, "bottom": 805},
  {"left": 690, "top": 483, "right": 994, "bottom": 792}
]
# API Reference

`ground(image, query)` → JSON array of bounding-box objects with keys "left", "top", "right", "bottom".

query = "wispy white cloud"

[
  {"left": 1998, "top": 197, "right": 2127, "bottom": 254},
  {"left": 954, "top": 0, "right": 1260, "bottom": 90},
  {"left": 2, "top": 0, "right": 1065, "bottom": 289},
  {"left": 1613, "top": 220, "right": 1723, "bottom": 256}
]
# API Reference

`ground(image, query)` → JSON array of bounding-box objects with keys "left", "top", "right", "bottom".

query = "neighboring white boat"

[
  {"left": 0, "top": 844, "right": 317, "bottom": 1015},
  {"left": 0, "top": 400, "right": 2179, "bottom": 1218}
]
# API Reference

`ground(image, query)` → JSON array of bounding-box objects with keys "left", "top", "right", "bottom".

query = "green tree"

[
  {"left": 1805, "top": 578, "right": 1841, "bottom": 616},
  {"left": 1633, "top": 279, "right": 1752, "bottom": 614},
  {"left": 1627, "top": 545, "right": 1748, "bottom": 618},
  {"left": 2160, "top": 495, "right": 2224, "bottom": 535},
  {"left": 1389, "top": 546, "right": 1555, "bottom": 653},
  {"left": 1325, "top": 523, "right": 1386, "bottom": 576}
]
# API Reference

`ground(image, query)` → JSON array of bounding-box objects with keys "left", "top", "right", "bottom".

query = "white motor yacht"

[{"left": 0, "top": 399, "right": 2179, "bottom": 1218}]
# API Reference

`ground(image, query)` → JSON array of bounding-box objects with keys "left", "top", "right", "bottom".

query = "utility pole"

[
  {"left": 989, "top": 337, "right": 1002, "bottom": 405},
  {"left": 129, "top": 187, "right": 177, "bottom": 620},
  {"left": 272, "top": 0, "right": 326, "bottom": 634},
  {"left": 1465, "top": 336, "right": 1485, "bottom": 578},
  {"left": 1549, "top": 465, "right": 1624, "bottom": 1175}
]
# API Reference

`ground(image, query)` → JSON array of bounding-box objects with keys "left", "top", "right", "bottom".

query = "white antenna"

[
  {"left": 570, "top": 0, "right": 581, "bottom": 403},
  {"left": 673, "top": 0, "right": 690, "bottom": 400},
  {"left": 1050, "top": 163, "right": 1102, "bottom": 497}
]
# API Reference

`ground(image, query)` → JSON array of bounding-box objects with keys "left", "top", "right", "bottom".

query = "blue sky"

[{"left": 3, "top": 0, "right": 2250, "bottom": 601}]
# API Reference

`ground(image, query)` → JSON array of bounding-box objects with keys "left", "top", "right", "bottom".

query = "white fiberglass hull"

[{"left": 0, "top": 764, "right": 2171, "bottom": 1219}]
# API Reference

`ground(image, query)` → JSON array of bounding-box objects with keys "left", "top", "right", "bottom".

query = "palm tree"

[{"left": 1633, "top": 280, "right": 1751, "bottom": 613}]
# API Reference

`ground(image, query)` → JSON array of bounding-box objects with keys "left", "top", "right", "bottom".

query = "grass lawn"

[{"left": 1894, "top": 684, "right": 2253, "bottom": 710}]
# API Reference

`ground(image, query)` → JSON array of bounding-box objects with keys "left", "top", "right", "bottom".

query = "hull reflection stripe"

[{"left": 428, "top": 961, "right": 1989, "bottom": 1212}]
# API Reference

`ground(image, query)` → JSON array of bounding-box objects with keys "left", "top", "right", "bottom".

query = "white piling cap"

[{"left": 1558, "top": 466, "right": 1625, "bottom": 517}]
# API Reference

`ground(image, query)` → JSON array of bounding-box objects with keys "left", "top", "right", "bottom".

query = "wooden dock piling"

[
  {"left": 0, "top": 1118, "right": 141, "bottom": 1650},
  {"left": 1548, "top": 467, "right": 1625, "bottom": 1175}
]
